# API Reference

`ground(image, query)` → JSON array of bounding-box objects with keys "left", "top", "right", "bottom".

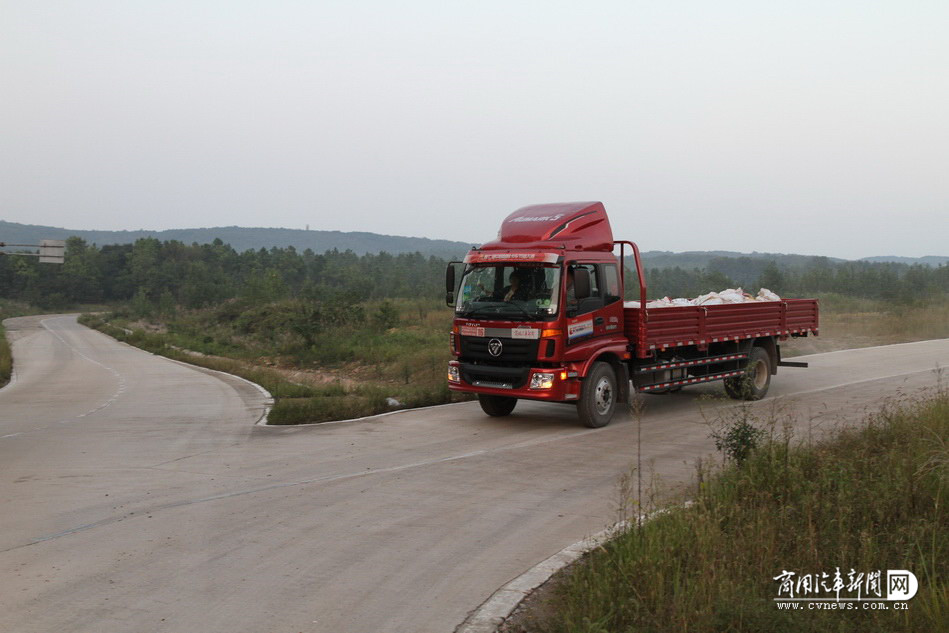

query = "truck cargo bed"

[{"left": 623, "top": 299, "right": 819, "bottom": 356}]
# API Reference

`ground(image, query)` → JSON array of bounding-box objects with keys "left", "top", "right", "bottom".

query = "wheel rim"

[
  {"left": 752, "top": 359, "right": 768, "bottom": 390},
  {"left": 594, "top": 376, "right": 613, "bottom": 415}
]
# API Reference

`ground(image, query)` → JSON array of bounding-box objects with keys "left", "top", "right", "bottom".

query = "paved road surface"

[{"left": 1, "top": 315, "right": 946, "bottom": 633}]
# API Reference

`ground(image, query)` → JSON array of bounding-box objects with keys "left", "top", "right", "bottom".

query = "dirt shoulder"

[{"left": 781, "top": 304, "right": 949, "bottom": 357}]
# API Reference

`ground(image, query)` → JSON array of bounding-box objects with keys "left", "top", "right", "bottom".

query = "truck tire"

[
  {"left": 578, "top": 362, "right": 617, "bottom": 428},
  {"left": 724, "top": 346, "right": 771, "bottom": 400},
  {"left": 478, "top": 394, "right": 517, "bottom": 417}
]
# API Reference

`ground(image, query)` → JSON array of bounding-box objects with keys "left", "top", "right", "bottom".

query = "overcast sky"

[{"left": 1, "top": 1, "right": 946, "bottom": 258}]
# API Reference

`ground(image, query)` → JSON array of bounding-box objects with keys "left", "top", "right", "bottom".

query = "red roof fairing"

[{"left": 480, "top": 201, "right": 614, "bottom": 252}]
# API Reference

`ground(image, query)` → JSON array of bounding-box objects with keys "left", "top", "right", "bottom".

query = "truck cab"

[{"left": 446, "top": 202, "right": 631, "bottom": 427}]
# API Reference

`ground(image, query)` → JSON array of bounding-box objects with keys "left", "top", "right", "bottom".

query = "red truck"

[{"left": 445, "top": 202, "right": 819, "bottom": 427}]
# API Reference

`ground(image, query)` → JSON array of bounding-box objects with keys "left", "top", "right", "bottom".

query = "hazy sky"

[{"left": 2, "top": 1, "right": 947, "bottom": 258}]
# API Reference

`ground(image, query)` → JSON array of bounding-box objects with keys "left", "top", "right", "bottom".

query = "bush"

[
  {"left": 710, "top": 408, "right": 767, "bottom": 464},
  {"left": 373, "top": 300, "right": 400, "bottom": 331}
]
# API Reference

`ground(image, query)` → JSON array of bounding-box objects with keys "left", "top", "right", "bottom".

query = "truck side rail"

[{"left": 622, "top": 299, "right": 819, "bottom": 356}]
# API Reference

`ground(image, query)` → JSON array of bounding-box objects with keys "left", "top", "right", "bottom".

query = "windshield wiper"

[{"left": 459, "top": 304, "right": 501, "bottom": 319}]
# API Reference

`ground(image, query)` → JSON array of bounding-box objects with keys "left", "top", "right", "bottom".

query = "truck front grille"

[{"left": 459, "top": 336, "right": 539, "bottom": 363}]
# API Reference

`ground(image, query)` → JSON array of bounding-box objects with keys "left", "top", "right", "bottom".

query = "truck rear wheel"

[
  {"left": 724, "top": 347, "right": 771, "bottom": 400},
  {"left": 578, "top": 362, "right": 617, "bottom": 428},
  {"left": 478, "top": 394, "right": 517, "bottom": 417}
]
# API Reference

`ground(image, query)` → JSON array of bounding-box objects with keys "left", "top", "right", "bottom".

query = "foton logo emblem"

[{"left": 488, "top": 339, "right": 503, "bottom": 357}]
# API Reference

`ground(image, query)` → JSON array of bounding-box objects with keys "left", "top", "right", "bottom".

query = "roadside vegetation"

[
  {"left": 783, "top": 294, "right": 949, "bottom": 356},
  {"left": 505, "top": 388, "right": 948, "bottom": 633},
  {"left": 0, "top": 323, "right": 11, "bottom": 387}
]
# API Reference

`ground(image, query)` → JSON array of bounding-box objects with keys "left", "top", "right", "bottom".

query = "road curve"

[{"left": 1, "top": 315, "right": 946, "bottom": 633}]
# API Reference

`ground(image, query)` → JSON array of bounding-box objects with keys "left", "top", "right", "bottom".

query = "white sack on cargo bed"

[{"left": 623, "top": 288, "right": 781, "bottom": 309}]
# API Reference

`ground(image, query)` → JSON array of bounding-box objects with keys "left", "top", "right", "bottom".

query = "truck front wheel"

[
  {"left": 578, "top": 362, "right": 617, "bottom": 428},
  {"left": 724, "top": 346, "right": 771, "bottom": 400},
  {"left": 478, "top": 394, "right": 517, "bottom": 417}
]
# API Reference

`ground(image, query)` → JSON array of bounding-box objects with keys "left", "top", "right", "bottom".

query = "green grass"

[
  {"left": 781, "top": 295, "right": 949, "bottom": 357},
  {"left": 268, "top": 382, "right": 452, "bottom": 424},
  {"left": 0, "top": 324, "right": 11, "bottom": 387},
  {"left": 526, "top": 390, "right": 948, "bottom": 633},
  {"left": 0, "top": 299, "right": 44, "bottom": 319},
  {"left": 1, "top": 299, "right": 46, "bottom": 387}
]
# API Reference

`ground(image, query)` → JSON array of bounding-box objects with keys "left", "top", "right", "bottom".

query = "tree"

[
  {"left": 373, "top": 301, "right": 399, "bottom": 331},
  {"left": 757, "top": 261, "right": 785, "bottom": 293}
]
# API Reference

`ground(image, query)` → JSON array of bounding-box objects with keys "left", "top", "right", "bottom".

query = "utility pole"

[{"left": 0, "top": 239, "right": 66, "bottom": 264}]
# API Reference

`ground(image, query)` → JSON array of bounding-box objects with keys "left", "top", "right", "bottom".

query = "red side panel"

[
  {"left": 480, "top": 201, "right": 614, "bottom": 252},
  {"left": 623, "top": 299, "right": 819, "bottom": 355}
]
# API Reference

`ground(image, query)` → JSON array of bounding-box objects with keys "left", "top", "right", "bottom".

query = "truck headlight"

[
  {"left": 448, "top": 364, "right": 460, "bottom": 383},
  {"left": 530, "top": 372, "right": 556, "bottom": 390}
]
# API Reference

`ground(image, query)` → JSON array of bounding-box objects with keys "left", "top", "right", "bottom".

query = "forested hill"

[
  {"left": 860, "top": 255, "right": 949, "bottom": 266},
  {"left": 0, "top": 220, "right": 472, "bottom": 259},
  {"left": 1, "top": 219, "right": 944, "bottom": 267},
  {"left": 639, "top": 250, "right": 846, "bottom": 270},
  {"left": 0, "top": 235, "right": 945, "bottom": 310},
  {"left": 640, "top": 251, "right": 949, "bottom": 269}
]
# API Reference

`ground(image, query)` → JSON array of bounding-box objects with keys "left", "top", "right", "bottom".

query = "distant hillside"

[
  {"left": 1, "top": 219, "right": 944, "bottom": 266},
  {"left": 640, "top": 251, "right": 946, "bottom": 269},
  {"left": 639, "top": 250, "right": 847, "bottom": 270},
  {"left": 859, "top": 255, "right": 949, "bottom": 267},
  {"left": 0, "top": 220, "right": 472, "bottom": 259}
]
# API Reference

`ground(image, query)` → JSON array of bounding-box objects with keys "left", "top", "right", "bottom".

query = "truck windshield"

[{"left": 455, "top": 265, "right": 561, "bottom": 320}]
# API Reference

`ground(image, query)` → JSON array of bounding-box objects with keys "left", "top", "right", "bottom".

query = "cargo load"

[{"left": 624, "top": 287, "right": 781, "bottom": 308}]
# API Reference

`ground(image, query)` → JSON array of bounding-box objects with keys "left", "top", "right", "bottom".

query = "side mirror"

[
  {"left": 445, "top": 264, "right": 455, "bottom": 293},
  {"left": 573, "top": 268, "right": 591, "bottom": 300},
  {"left": 445, "top": 262, "right": 461, "bottom": 307}
]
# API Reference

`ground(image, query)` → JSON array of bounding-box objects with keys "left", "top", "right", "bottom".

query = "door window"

[
  {"left": 570, "top": 263, "right": 602, "bottom": 316},
  {"left": 601, "top": 264, "right": 621, "bottom": 305}
]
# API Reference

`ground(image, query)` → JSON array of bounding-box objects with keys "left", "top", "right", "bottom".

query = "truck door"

[
  {"left": 565, "top": 263, "right": 624, "bottom": 347},
  {"left": 598, "top": 262, "right": 625, "bottom": 337}
]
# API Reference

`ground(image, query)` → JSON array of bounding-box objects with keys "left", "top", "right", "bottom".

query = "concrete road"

[{"left": 1, "top": 315, "right": 946, "bottom": 633}]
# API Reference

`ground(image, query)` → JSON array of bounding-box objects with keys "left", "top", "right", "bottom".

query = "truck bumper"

[{"left": 447, "top": 360, "right": 581, "bottom": 402}]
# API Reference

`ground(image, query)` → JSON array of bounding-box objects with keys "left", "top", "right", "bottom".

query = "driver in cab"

[{"left": 497, "top": 268, "right": 531, "bottom": 302}]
